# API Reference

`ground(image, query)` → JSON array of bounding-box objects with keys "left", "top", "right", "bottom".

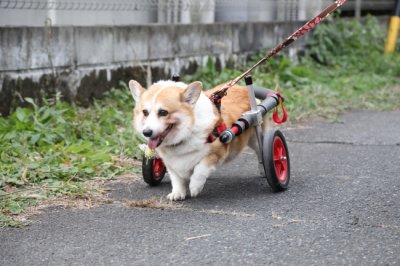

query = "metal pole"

[
  {"left": 385, "top": 0, "right": 400, "bottom": 53},
  {"left": 245, "top": 76, "right": 258, "bottom": 112},
  {"left": 355, "top": 0, "right": 361, "bottom": 19},
  {"left": 244, "top": 76, "right": 264, "bottom": 167}
]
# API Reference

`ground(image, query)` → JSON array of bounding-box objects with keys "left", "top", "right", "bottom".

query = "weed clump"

[{"left": 0, "top": 83, "right": 142, "bottom": 226}]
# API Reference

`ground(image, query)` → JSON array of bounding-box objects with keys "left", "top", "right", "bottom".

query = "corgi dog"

[{"left": 128, "top": 79, "right": 267, "bottom": 200}]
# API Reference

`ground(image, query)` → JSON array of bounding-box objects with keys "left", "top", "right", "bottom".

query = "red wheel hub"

[
  {"left": 152, "top": 158, "right": 165, "bottom": 179},
  {"left": 273, "top": 136, "right": 288, "bottom": 184}
]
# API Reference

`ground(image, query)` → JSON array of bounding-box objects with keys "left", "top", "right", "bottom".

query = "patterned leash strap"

[{"left": 211, "top": 0, "right": 348, "bottom": 100}]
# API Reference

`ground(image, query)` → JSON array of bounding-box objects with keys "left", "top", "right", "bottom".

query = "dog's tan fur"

[{"left": 129, "top": 80, "right": 267, "bottom": 200}]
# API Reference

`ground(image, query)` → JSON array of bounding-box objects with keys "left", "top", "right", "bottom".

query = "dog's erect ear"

[
  {"left": 128, "top": 80, "right": 145, "bottom": 103},
  {"left": 182, "top": 81, "right": 202, "bottom": 106}
]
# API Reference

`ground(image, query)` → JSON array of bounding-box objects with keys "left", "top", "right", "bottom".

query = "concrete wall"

[
  {"left": 0, "top": 0, "right": 159, "bottom": 27},
  {"left": 0, "top": 21, "right": 305, "bottom": 115},
  {"left": 0, "top": 0, "right": 332, "bottom": 26}
]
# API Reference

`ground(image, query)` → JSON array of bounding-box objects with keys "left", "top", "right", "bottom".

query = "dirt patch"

[
  {"left": 125, "top": 197, "right": 190, "bottom": 211},
  {"left": 124, "top": 198, "right": 256, "bottom": 218},
  {"left": 12, "top": 183, "right": 112, "bottom": 224},
  {"left": 10, "top": 163, "right": 142, "bottom": 225}
]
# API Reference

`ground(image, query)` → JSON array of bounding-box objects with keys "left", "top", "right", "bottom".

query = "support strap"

[
  {"left": 272, "top": 93, "right": 288, "bottom": 124},
  {"left": 206, "top": 93, "right": 227, "bottom": 143},
  {"left": 206, "top": 123, "right": 227, "bottom": 143}
]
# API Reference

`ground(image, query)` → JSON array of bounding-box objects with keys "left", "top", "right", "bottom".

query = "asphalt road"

[{"left": 1, "top": 111, "right": 400, "bottom": 266}]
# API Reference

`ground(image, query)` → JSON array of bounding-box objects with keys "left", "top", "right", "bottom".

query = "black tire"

[
  {"left": 262, "top": 129, "right": 290, "bottom": 192},
  {"left": 142, "top": 155, "right": 166, "bottom": 186}
]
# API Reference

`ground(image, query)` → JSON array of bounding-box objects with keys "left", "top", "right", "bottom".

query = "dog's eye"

[
  {"left": 158, "top": 109, "right": 169, "bottom": 117},
  {"left": 142, "top": 109, "right": 149, "bottom": 116}
]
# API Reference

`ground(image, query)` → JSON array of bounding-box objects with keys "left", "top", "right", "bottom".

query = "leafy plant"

[{"left": 0, "top": 83, "right": 142, "bottom": 226}]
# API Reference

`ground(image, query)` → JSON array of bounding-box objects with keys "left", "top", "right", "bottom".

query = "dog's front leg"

[
  {"left": 189, "top": 161, "right": 215, "bottom": 198},
  {"left": 167, "top": 170, "right": 187, "bottom": 201}
]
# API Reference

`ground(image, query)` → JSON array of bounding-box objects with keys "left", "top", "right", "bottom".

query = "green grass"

[
  {"left": 0, "top": 83, "right": 143, "bottom": 227},
  {"left": 1, "top": 16, "right": 400, "bottom": 227}
]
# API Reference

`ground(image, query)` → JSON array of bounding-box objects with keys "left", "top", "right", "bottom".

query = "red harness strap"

[
  {"left": 206, "top": 122, "right": 227, "bottom": 143},
  {"left": 206, "top": 94, "right": 227, "bottom": 143}
]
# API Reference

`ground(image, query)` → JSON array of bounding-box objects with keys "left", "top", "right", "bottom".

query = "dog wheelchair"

[
  {"left": 137, "top": 0, "right": 353, "bottom": 193},
  {"left": 141, "top": 74, "right": 290, "bottom": 192}
]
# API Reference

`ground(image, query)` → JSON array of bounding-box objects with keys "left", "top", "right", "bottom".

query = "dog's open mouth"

[{"left": 147, "top": 124, "right": 173, "bottom": 149}]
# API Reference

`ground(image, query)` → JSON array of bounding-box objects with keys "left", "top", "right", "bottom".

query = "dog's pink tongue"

[{"left": 147, "top": 137, "right": 160, "bottom": 149}]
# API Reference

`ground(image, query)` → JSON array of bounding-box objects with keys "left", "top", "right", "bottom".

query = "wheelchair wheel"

[
  {"left": 142, "top": 155, "right": 166, "bottom": 186},
  {"left": 262, "top": 129, "right": 290, "bottom": 192}
]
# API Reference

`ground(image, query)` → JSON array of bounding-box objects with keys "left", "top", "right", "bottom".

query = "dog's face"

[{"left": 129, "top": 80, "right": 203, "bottom": 149}]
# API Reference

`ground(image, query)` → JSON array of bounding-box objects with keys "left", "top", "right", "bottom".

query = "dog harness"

[
  {"left": 206, "top": 94, "right": 227, "bottom": 143},
  {"left": 206, "top": 123, "right": 227, "bottom": 143}
]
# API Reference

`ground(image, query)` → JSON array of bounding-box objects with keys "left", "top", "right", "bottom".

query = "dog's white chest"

[{"left": 158, "top": 139, "right": 210, "bottom": 179}]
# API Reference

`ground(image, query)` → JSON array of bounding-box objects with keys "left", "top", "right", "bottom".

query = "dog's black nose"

[{"left": 142, "top": 129, "right": 153, "bottom": 137}]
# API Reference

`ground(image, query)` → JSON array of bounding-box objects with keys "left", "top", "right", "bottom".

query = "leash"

[{"left": 210, "top": 0, "right": 348, "bottom": 102}]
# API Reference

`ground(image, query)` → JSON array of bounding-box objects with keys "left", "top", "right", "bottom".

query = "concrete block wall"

[{"left": 0, "top": 21, "right": 305, "bottom": 115}]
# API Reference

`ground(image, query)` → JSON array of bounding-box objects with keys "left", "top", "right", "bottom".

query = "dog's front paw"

[
  {"left": 189, "top": 184, "right": 204, "bottom": 198},
  {"left": 167, "top": 191, "right": 186, "bottom": 201}
]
